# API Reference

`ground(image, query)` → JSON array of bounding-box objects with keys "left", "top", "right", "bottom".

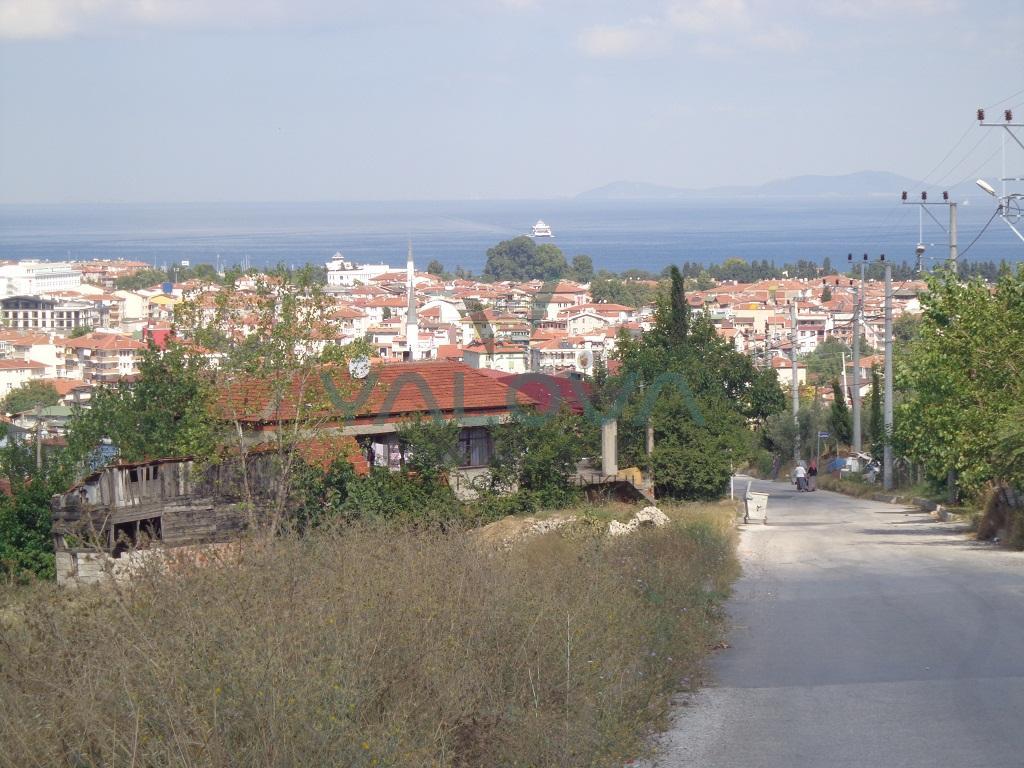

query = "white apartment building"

[
  {"left": 0, "top": 296, "right": 103, "bottom": 331},
  {"left": 0, "top": 262, "right": 82, "bottom": 297},
  {"left": 325, "top": 253, "right": 390, "bottom": 287}
]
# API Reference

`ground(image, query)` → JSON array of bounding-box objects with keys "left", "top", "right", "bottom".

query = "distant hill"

[{"left": 577, "top": 171, "right": 983, "bottom": 201}]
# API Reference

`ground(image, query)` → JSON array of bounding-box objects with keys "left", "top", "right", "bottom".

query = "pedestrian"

[
  {"left": 794, "top": 463, "right": 807, "bottom": 492},
  {"left": 771, "top": 454, "right": 782, "bottom": 480},
  {"left": 808, "top": 461, "right": 817, "bottom": 491}
]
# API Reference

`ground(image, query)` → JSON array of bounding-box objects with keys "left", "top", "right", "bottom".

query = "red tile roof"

[
  {"left": 216, "top": 360, "right": 537, "bottom": 426},
  {"left": 0, "top": 359, "right": 47, "bottom": 370}
]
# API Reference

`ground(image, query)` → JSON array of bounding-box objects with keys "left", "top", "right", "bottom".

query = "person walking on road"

[
  {"left": 808, "top": 462, "right": 817, "bottom": 492},
  {"left": 794, "top": 463, "right": 807, "bottom": 492}
]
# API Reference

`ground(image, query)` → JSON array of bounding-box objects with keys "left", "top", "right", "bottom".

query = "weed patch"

[{"left": 0, "top": 508, "right": 737, "bottom": 768}]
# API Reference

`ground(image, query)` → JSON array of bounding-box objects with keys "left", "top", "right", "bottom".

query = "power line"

[
  {"left": 987, "top": 86, "right": 1024, "bottom": 109},
  {"left": 932, "top": 130, "right": 991, "bottom": 188},
  {"left": 949, "top": 143, "right": 1004, "bottom": 190},
  {"left": 958, "top": 206, "right": 1002, "bottom": 259},
  {"left": 918, "top": 121, "right": 977, "bottom": 189}
]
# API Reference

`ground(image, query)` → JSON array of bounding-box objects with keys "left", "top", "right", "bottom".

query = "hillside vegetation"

[{"left": 0, "top": 504, "right": 738, "bottom": 768}]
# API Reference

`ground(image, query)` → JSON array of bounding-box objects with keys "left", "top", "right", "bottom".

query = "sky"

[{"left": 0, "top": 0, "right": 1021, "bottom": 203}]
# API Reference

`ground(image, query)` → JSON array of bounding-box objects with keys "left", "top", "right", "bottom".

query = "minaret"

[{"left": 406, "top": 240, "right": 419, "bottom": 361}]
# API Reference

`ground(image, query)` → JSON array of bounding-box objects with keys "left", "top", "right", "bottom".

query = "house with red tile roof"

[
  {"left": 216, "top": 359, "right": 538, "bottom": 496},
  {"left": 62, "top": 332, "right": 147, "bottom": 382},
  {"left": 0, "top": 358, "right": 48, "bottom": 397},
  {"left": 461, "top": 340, "right": 529, "bottom": 374}
]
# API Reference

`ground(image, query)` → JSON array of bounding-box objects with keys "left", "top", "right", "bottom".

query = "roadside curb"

[{"left": 832, "top": 487, "right": 958, "bottom": 520}]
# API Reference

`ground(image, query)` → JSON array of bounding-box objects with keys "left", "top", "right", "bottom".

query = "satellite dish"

[{"left": 348, "top": 355, "right": 371, "bottom": 379}]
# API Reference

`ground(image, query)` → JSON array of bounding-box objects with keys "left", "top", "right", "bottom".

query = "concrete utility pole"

[
  {"left": 849, "top": 253, "right": 866, "bottom": 454},
  {"left": 883, "top": 260, "right": 894, "bottom": 491},
  {"left": 949, "top": 201, "right": 958, "bottom": 268},
  {"left": 791, "top": 300, "right": 800, "bottom": 463},
  {"left": 901, "top": 190, "right": 958, "bottom": 273},
  {"left": 34, "top": 403, "right": 42, "bottom": 471}
]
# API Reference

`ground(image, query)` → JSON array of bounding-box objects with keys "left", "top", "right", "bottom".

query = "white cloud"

[
  {"left": 0, "top": 0, "right": 328, "bottom": 39},
  {"left": 577, "top": 21, "right": 664, "bottom": 58},
  {"left": 668, "top": 0, "right": 749, "bottom": 32},
  {"left": 749, "top": 23, "right": 805, "bottom": 52},
  {"left": 821, "top": 0, "right": 956, "bottom": 19}
]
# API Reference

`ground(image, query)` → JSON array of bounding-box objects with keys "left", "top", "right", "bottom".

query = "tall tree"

[
  {"left": 569, "top": 254, "right": 594, "bottom": 283},
  {"left": 895, "top": 266, "right": 1024, "bottom": 496},
  {"left": 175, "top": 267, "right": 372, "bottom": 537},
  {"left": 612, "top": 264, "right": 772, "bottom": 499},
  {"left": 66, "top": 341, "right": 218, "bottom": 467},
  {"left": 483, "top": 236, "right": 567, "bottom": 281},
  {"left": 829, "top": 380, "right": 852, "bottom": 445},
  {"left": 869, "top": 367, "right": 883, "bottom": 458}
]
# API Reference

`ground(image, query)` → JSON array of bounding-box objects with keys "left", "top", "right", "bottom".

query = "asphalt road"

[{"left": 647, "top": 477, "right": 1024, "bottom": 768}]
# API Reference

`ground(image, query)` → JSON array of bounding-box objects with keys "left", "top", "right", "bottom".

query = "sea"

[{"left": 0, "top": 198, "right": 1020, "bottom": 275}]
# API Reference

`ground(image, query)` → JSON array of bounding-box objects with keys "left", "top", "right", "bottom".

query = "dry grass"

[
  {"left": 0, "top": 506, "right": 737, "bottom": 768},
  {"left": 816, "top": 474, "right": 882, "bottom": 498}
]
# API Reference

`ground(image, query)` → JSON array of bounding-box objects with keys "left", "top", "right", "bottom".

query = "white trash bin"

[{"left": 743, "top": 481, "right": 769, "bottom": 525}]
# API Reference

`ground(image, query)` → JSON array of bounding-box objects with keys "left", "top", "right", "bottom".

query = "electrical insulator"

[
  {"left": 977, "top": 108, "right": 985, "bottom": 121},
  {"left": 1006, "top": 110, "right": 1014, "bottom": 122},
  {"left": 863, "top": 253, "right": 868, "bottom": 261},
  {"left": 880, "top": 254, "right": 885, "bottom": 261},
  {"left": 901, "top": 191, "right": 908, "bottom": 201},
  {"left": 943, "top": 191, "right": 949, "bottom": 201},
  {"left": 921, "top": 191, "right": 927, "bottom": 201},
  {"left": 847, "top": 253, "right": 853, "bottom": 261}
]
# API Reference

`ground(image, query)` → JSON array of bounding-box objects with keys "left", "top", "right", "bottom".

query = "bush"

[
  {"left": 0, "top": 514, "right": 737, "bottom": 767},
  {"left": 651, "top": 442, "right": 731, "bottom": 500}
]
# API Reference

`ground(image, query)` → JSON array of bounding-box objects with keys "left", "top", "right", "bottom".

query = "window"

[
  {"left": 111, "top": 516, "right": 162, "bottom": 558},
  {"left": 458, "top": 427, "right": 492, "bottom": 467}
]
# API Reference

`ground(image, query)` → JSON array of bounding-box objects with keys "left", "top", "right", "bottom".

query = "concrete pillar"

[
  {"left": 601, "top": 419, "right": 618, "bottom": 477},
  {"left": 645, "top": 422, "right": 654, "bottom": 455}
]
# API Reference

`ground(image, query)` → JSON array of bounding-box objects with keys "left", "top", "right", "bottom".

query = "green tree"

[
  {"left": 821, "top": 284, "right": 832, "bottom": 302},
  {"left": 490, "top": 409, "right": 583, "bottom": 508},
  {"left": 483, "top": 236, "right": 567, "bottom": 281},
  {"left": 114, "top": 268, "right": 168, "bottom": 291},
  {"left": 590, "top": 276, "right": 659, "bottom": 307},
  {"left": 0, "top": 442, "right": 71, "bottom": 581},
  {"left": 828, "top": 380, "right": 852, "bottom": 445},
  {"left": 66, "top": 341, "right": 218, "bottom": 466},
  {"left": 569, "top": 254, "right": 594, "bottom": 283},
  {"left": 68, "top": 325, "right": 93, "bottom": 338},
  {"left": 610, "top": 264, "right": 763, "bottom": 499},
  {"left": 869, "top": 367, "right": 883, "bottom": 457},
  {"left": 175, "top": 266, "right": 364, "bottom": 536},
  {"left": 895, "top": 267, "right": 1024, "bottom": 497},
  {"left": 749, "top": 367, "right": 786, "bottom": 423},
  {"left": 1, "top": 381, "right": 59, "bottom": 415},
  {"left": 427, "top": 259, "right": 445, "bottom": 276},
  {"left": 803, "top": 338, "right": 850, "bottom": 383}
]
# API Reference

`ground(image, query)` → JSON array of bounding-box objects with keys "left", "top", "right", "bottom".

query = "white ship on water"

[{"left": 530, "top": 219, "right": 554, "bottom": 238}]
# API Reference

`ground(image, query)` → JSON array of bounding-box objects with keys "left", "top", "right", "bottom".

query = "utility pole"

[
  {"left": 34, "top": 403, "right": 42, "bottom": 471},
  {"left": 790, "top": 300, "right": 799, "bottom": 463},
  {"left": 848, "top": 253, "right": 867, "bottom": 454},
  {"left": 948, "top": 201, "right": 958, "bottom": 267},
  {"left": 883, "top": 259, "right": 894, "bottom": 491},
  {"left": 901, "top": 190, "right": 957, "bottom": 271},
  {"left": 975, "top": 108, "right": 1024, "bottom": 244}
]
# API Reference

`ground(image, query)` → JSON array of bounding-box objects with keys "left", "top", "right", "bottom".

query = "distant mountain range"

[{"left": 576, "top": 171, "right": 986, "bottom": 201}]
